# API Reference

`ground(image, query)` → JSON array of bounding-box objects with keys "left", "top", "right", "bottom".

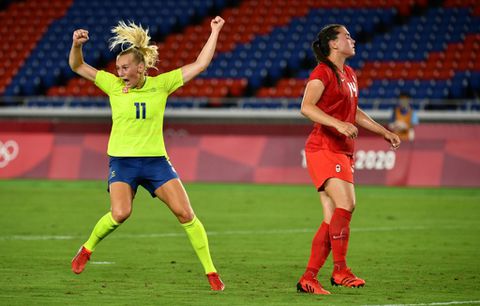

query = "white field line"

[
  {"left": 0, "top": 225, "right": 451, "bottom": 241},
  {"left": 363, "top": 300, "right": 480, "bottom": 306}
]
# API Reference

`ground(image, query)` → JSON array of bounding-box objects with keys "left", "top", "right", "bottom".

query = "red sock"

[
  {"left": 305, "top": 222, "right": 331, "bottom": 278},
  {"left": 329, "top": 208, "right": 352, "bottom": 271}
]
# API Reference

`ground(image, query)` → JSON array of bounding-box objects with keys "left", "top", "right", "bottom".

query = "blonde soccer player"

[{"left": 69, "top": 16, "right": 225, "bottom": 291}]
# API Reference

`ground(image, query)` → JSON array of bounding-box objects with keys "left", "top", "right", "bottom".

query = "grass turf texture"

[{"left": 0, "top": 180, "right": 479, "bottom": 306}]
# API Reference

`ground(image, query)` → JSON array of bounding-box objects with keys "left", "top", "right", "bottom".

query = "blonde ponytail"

[{"left": 109, "top": 20, "right": 158, "bottom": 70}]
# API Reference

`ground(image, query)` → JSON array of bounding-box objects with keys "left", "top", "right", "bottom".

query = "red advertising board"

[{"left": 1, "top": 122, "right": 479, "bottom": 187}]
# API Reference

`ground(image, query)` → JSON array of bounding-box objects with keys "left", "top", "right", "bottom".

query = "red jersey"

[{"left": 305, "top": 63, "right": 358, "bottom": 155}]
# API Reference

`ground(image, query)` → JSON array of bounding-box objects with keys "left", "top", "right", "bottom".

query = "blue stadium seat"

[
  {"left": 2, "top": 0, "right": 479, "bottom": 107},
  {"left": 4, "top": 0, "right": 223, "bottom": 96}
]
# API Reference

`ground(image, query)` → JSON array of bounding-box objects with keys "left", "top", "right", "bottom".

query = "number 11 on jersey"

[{"left": 134, "top": 102, "right": 146, "bottom": 119}]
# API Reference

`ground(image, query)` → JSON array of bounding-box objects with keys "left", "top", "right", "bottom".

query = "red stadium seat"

[{"left": 0, "top": 0, "right": 73, "bottom": 95}]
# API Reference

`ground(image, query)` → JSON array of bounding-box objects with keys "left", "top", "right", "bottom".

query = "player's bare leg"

[
  {"left": 71, "top": 182, "right": 132, "bottom": 274},
  {"left": 324, "top": 178, "right": 365, "bottom": 288},
  {"left": 155, "top": 179, "right": 224, "bottom": 290}
]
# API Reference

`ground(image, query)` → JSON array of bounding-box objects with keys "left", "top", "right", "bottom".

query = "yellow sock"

[
  {"left": 83, "top": 212, "right": 120, "bottom": 251},
  {"left": 182, "top": 216, "right": 217, "bottom": 274}
]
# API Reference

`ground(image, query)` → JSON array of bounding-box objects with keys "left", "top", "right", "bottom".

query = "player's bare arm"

[
  {"left": 301, "top": 79, "right": 358, "bottom": 139},
  {"left": 69, "top": 29, "right": 98, "bottom": 82},
  {"left": 356, "top": 107, "right": 401, "bottom": 149},
  {"left": 181, "top": 16, "right": 225, "bottom": 83}
]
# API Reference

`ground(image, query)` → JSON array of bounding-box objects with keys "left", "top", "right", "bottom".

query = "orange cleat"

[
  {"left": 207, "top": 272, "right": 225, "bottom": 291},
  {"left": 71, "top": 246, "right": 92, "bottom": 274},
  {"left": 297, "top": 274, "right": 331, "bottom": 295},
  {"left": 330, "top": 267, "right": 365, "bottom": 288}
]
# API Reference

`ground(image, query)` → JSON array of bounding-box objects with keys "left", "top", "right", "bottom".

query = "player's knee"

[
  {"left": 112, "top": 208, "right": 131, "bottom": 223},
  {"left": 176, "top": 210, "right": 194, "bottom": 223},
  {"left": 336, "top": 201, "right": 355, "bottom": 212}
]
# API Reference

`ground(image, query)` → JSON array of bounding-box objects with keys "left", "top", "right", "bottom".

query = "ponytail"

[
  {"left": 109, "top": 20, "right": 158, "bottom": 71},
  {"left": 312, "top": 24, "right": 344, "bottom": 85}
]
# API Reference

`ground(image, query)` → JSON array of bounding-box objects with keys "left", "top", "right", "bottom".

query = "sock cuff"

[
  {"left": 334, "top": 208, "right": 352, "bottom": 221},
  {"left": 181, "top": 216, "right": 198, "bottom": 228},
  {"left": 305, "top": 267, "right": 319, "bottom": 277},
  {"left": 108, "top": 212, "right": 120, "bottom": 226}
]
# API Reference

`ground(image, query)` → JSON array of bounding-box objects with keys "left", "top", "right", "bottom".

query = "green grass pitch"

[{"left": 0, "top": 180, "right": 479, "bottom": 306}]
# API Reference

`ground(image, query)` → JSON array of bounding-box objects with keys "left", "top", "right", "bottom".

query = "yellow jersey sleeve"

[
  {"left": 153, "top": 68, "right": 184, "bottom": 95},
  {"left": 95, "top": 70, "right": 122, "bottom": 95}
]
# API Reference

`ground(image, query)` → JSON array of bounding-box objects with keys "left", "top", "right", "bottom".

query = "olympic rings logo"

[{"left": 0, "top": 140, "right": 19, "bottom": 168}]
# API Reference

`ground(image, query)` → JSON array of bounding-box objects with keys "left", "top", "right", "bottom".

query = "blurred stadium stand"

[{"left": 0, "top": 0, "right": 479, "bottom": 116}]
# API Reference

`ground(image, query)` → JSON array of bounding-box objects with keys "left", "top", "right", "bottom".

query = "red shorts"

[{"left": 306, "top": 149, "right": 354, "bottom": 191}]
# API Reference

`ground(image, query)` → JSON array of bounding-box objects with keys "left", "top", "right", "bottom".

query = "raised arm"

[
  {"left": 69, "top": 29, "right": 98, "bottom": 82},
  {"left": 356, "top": 107, "right": 401, "bottom": 149},
  {"left": 301, "top": 79, "right": 359, "bottom": 139},
  {"left": 181, "top": 16, "right": 225, "bottom": 83}
]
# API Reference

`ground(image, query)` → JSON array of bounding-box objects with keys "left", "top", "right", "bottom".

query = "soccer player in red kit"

[{"left": 296, "top": 24, "right": 401, "bottom": 295}]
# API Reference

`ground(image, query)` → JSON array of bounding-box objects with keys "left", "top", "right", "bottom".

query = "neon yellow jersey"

[{"left": 95, "top": 69, "right": 183, "bottom": 157}]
